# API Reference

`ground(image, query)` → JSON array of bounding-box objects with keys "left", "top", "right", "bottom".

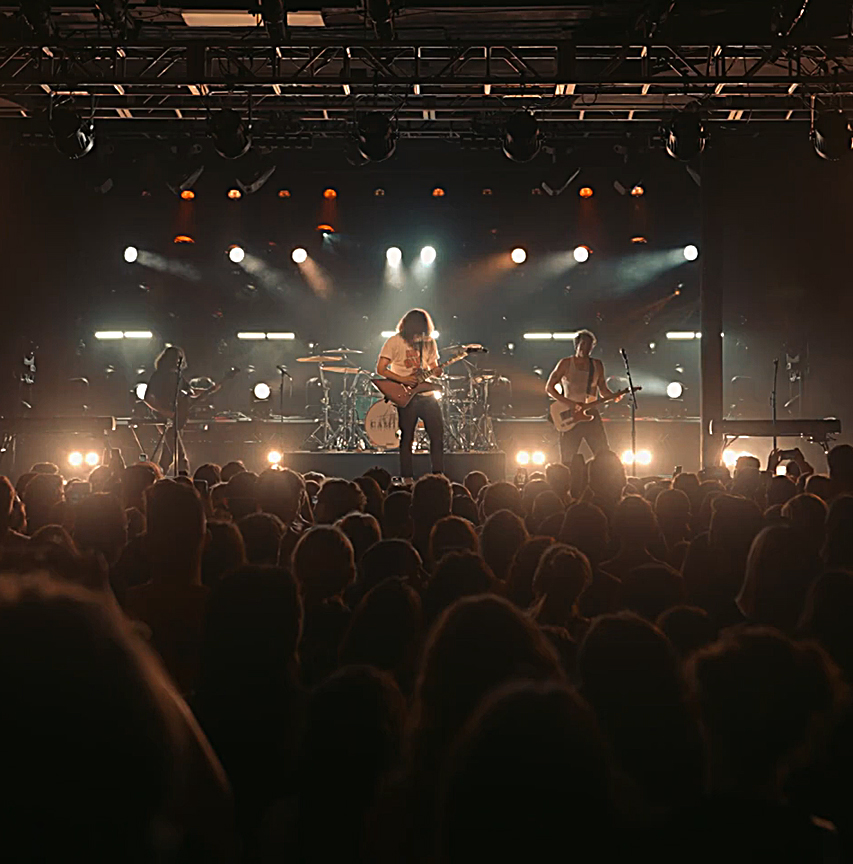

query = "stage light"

[
  {"left": 386, "top": 246, "right": 402, "bottom": 266},
  {"left": 85, "top": 451, "right": 100, "bottom": 467},
  {"left": 532, "top": 451, "right": 546, "bottom": 466},
  {"left": 292, "top": 247, "right": 308, "bottom": 264},
  {"left": 523, "top": 333, "right": 552, "bottom": 340},
  {"left": 266, "top": 332, "right": 295, "bottom": 340},
  {"left": 68, "top": 452, "right": 84, "bottom": 467},
  {"left": 631, "top": 236, "right": 648, "bottom": 244},
  {"left": 502, "top": 112, "right": 541, "bottom": 163},
  {"left": 253, "top": 382, "right": 271, "bottom": 400},
  {"left": 278, "top": 189, "right": 291, "bottom": 198},
  {"left": 812, "top": 109, "right": 852, "bottom": 161},
  {"left": 237, "top": 332, "right": 266, "bottom": 340},
  {"left": 723, "top": 449, "right": 757, "bottom": 470},
  {"left": 135, "top": 382, "right": 148, "bottom": 400},
  {"left": 267, "top": 450, "right": 283, "bottom": 465},
  {"left": 210, "top": 109, "right": 251, "bottom": 159},
  {"left": 174, "top": 235, "right": 194, "bottom": 244},
  {"left": 683, "top": 244, "right": 699, "bottom": 261},
  {"left": 573, "top": 246, "right": 590, "bottom": 263},
  {"left": 631, "top": 185, "right": 645, "bottom": 197},
  {"left": 420, "top": 245, "right": 436, "bottom": 265},
  {"left": 95, "top": 331, "right": 124, "bottom": 340},
  {"left": 323, "top": 188, "right": 337, "bottom": 199},
  {"left": 665, "top": 115, "right": 706, "bottom": 161},
  {"left": 49, "top": 105, "right": 95, "bottom": 160},
  {"left": 666, "top": 381, "right": 684, "bottom": 399},
  {"left": 227, "top": 188, "right": 242, "bottom": 200},
  {"left": 511, "top": 247, "right": 527, "bottom": 264},
  {"left": 579, "top": 186, "right": 593, "bottom": 198},
  {"left": 124, "top": 246, "right": 138, "bottom": 263},
  {"left": 432, "top": 187, "right": 445, "bottom": 198},
  {"left": 317, "top": 224, "right": 335, "bottom": 235},
  {"left": 356, "top": 112, "right": 397, "bottom": 162},
  {"left": 228, "top": 245, "right": 245, "bottom": 264},
  {"left": 433, "top": 390, "right": 442, "bottom": 400},
  {"left": 621, "top": 449, "right": 652, "bottom": 467},
  {"left": 374, "top": 188, "right": 385, "bottom": 197},
  {"left": 180, "top": 189, "right": 195, "bottom": 200},
  {"left": 516, "top": 450, "right": 531, "bottom": 466},
  {"left": 123, "top": 331, "right": 153, "bottom": 339},
  {"left": 666, "top": 331, "right": 700, "bottom": 340}
]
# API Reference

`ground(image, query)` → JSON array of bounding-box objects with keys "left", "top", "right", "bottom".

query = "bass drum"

[{"left": 364, "top": 400, "right": 399, "bottom": 449}]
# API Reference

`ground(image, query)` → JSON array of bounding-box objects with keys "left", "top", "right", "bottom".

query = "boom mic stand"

[
  {"left": 172, "top": 351, "right": 182, "bottom": 477},
  {"left": 771, "top": 358, "right": 779, "bottom": 455},
  {"left": 620, "top": 348, "right": 639, "bottom": 479}
]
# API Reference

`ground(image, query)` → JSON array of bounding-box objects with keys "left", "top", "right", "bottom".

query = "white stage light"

[
  {"left": 123, "top": 246, "right": 138, "bottom": 263},
  {"left": 723, "top": 449, "right": 757, "bottom": 470},
  {"left": 292, "top": 247, "right": 308, "bottom": 264},
  {"left": 621, "top": 449, "right": 653, "bottom": 467},
  {"left": 123, "top": 331, "right": 153, "bottom": 339},
  {"left": 683, "top": 244, "right": 699, "bottom": 261},
  {"left": 433, "top": 390, "right": 442, "bottom": 400},
  {"left": 237, "top": 332, "right": 266, "bottom": 340},
  {"left": 253, "top": 382, "right": 271, "bottom": 400},
  {"left": 135, "top": 382, "right": 148, "bottom": 400},
  {"left": 511, "top": 247, "right": 527, "bottom": 264},
  {"left": 386, "top": 246, "right": 402, "bottom": 266},
  {"left": 532, "top": 450, "right": 546, "bottom": 465},
  {"left": 516, "top": 450, "right": 531, "bottom": 466},
  {"left": 420, "top": 245, "right": 436, "bottom": 265},
  {"left": 228, "top": 245, "right": 245, "bottom": 263},
  {"left": 573, "top": 246, "right": 590, "bottom": 263},
  {"left": 267, "top": 450, "right": 282, "bottom": 464},
  {"left": 666, "top": 381, "right": 684, "bottom": 399},
  {"left": 68, "top": 451, "right": 83, "bottom": 467},
  {"left": 85, "top": 451, "right": 100, "bottom": 467},
  {"left": 94, "top": 331, "right": 124, "bottom": 340}
]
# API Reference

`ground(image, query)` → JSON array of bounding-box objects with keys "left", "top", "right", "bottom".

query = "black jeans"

[
  {"left": 398, "top": 394, "right": 444, "bottom": 478},
  {"left": 560, "top": 410, "right": 609, "bottom": 464}
]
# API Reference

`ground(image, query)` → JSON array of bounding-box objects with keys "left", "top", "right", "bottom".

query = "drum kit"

[{"left": 297, "top": 347, "right": 505, "bottom": 452}]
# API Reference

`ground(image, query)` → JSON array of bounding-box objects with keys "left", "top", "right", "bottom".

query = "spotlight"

[
  {"left": 578, "top": 186, "right": 594, "bottom": 198},
  {"left": 267, "top": 449, "right": 283, "bottom": 465},
  {"left": 665, "top": 115, "right": 706, "bottom": 161},
  {"left": 511, "top": 247, "right": 527, "bottom": 264},
  {"left": 68, "top": 451, "right": 84, "bottom": 467},
  {"left": 683, "top": 244, "right": 699, "bottom": 261},
  {"left": 386, "top": 246, "right": 402, "bottom": 266},
  {"left": 228, "top": 245, "right": 245, "bottom": 264},
  {"left": 135, "top": 382, "right": 148, "bottom": 400},
  {"left": 49, "top": 105, "right": 95, "bottom": 160},
  {"left": 432, "top": 187, "right": 445, "bottom": 198},
  {"left": 292, "top": 247, "right": 308, "bottom": 264},
  {"left": 420, "top": 246, "right": 436, "bottom": 265},
  {"left": 666, "top": 381, "right": 684, "bottom": 399},
  {"left": 209, "top": 109, "right": 251, "bottom": 159},
  {"left": 621, "top": 449, "right": 652, "bottom": 467},
  {"left": 323, "top": 188, "right": 337, "bottom": 199},
  {"left": 631, "top": 236, "right": 648, "bottom": 244},
  {"left": 432, "top": 390, "right": 442, "bottom": 400},
  {"left": 812, "top": 110, "right": 852, "bottom": 161},
  {"left": 631, "top": 185, "right": 645, "bottom": 197},
  {"left": 180, "top": 189, "right": 195, "bottom": 200},
  {"left": 502, "top": 112, "right": 541, "bottom": 163},
  {"left": 85, "top": 451, "right": 100, "bottom": 467},
  {"left": 123, "top": 246, "right": 138, "bottom": 263},
  {"left": 278, "top": 189, "right": 291, "bottom": 198},
  {"left": 227, "top": 188, "right": 242, "bottom": 200},
  {"left": 515, "top": 450, "right": 531, "bottom": 466},
  {"left": 356, "top": 113, "right": 397, "bottom": 162},
  {"left": 723, "top": 449, "right": 757, "bottom": 470},
  {"left": 253, "top": 382, "right": 271, "bottom": 400},
  {"left": 573, "top": 246, "right": 590, "bottom": 263},
  {"left": 532, "top": 451, "right": 546, "bottom": 466}
]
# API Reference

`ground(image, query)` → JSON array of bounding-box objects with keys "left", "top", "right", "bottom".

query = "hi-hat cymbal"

[
  {"left": 321, "top": 365, "right": 364, "bottom": 375},
  {"left": 323, "top": 347, "right": 364, "bottom": 355},
  {"left": 297, "top": 355, "right": 343, "bottom": 363}
]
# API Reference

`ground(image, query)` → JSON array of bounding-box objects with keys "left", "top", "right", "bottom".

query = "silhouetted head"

[
  {"left": 291, "top": 526, "right": 356, "bottom": 604},
  {"left": 560, "top": 501, "right": 609, "bottom": 566},
  {"left": 145, "top": 479, "right": 205, "bottom": 579},
  {"left": 353, "top": 475, "right": 383, "bottom": 520},
  {"left": 314, "top": 478, "right": 366, "bottom": 524},
  {"left": 480, "top": 509, "right": 528, "bottom": 580},
  {"left": 588, "top": 450, "right": 625, "bottom": 504},
  {"left": 823, "top": 494, "right": 853, "bottom": 570},
  {"left": 482, "top": 481, "right": 523, "bottom": 518},
  {"left": 73, "top": 492, "right": 127, "bottom": 566},
  {"left": 424, "top": 550, "right": 495, "bottom": 625},
  {"left": 429, "top": 515, "right": 479, "bottom": 566},
  {"left": 398, "top": 308, "right": 434, "bottom": 346},
  {"left": 656, "top": 605, "right": 716, "bottom": 659},
  {"left": 412, "top": 474, "right": 453, "bottom": 535},
  {"left": 363, "top": 465, "right": 392, "bottom": 492},
  {"left": 612, "top": 495, "right": 659, "bottom": 551},
  {"left": 220, "top": 460, "right": 246, "bottom": 483},
  {"left": 201, "top": 520, "right": 246, "bottom": 587},
  {"left": 336, "top": 511, "right": 381, "bottom": 562},
  {"left": 545, "top": 462, "right": 571, "bottom": 500},
  {"left": 238, "top": 512, "right": 284, "bottom": 566},
  {"left": 506, "top": 536, "right": 555, "bottom": 610},
  {"left": 531, "top": 543, "right": 591, "bottom": 626},
  {"left": 782, "top": 493, "right": 827, "bottom": 554},
  {"left": 193, "top": 463, "right": 221, "bottom": 489},
  {"left": 621, "top": 563, "right": 685, "bottom": 622},
  {"left": 451, "top": 494, "right": 479, "bottom": 525},
  {"left": 256, "top": 467, "right": 305, "bottom": 524},
  {"left": 767, "top": 475, "right": 797, "bottom": 508},
  {"left": 799, "top": 571, "right": 853, "bottom": 681},
  {"left": 382, "top": 489, "right": 413, "bottom": 539}
]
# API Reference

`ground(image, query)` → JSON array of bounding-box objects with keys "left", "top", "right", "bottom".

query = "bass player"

[
  {"left": 377, "top": 308, "right": 444, "bottom": 479},
  {"left": 545, "top": 329, "right": 621, "bottom": 463}
]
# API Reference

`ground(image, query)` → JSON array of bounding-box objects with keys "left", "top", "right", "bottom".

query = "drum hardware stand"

[
  {"left": 304, "top": 365, "right": 338, "bottom": 450},
  {"left": 620, "top": 348, "right": 639, "bottom": 478}
]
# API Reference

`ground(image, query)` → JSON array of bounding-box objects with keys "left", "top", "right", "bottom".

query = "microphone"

[
  {"left": 277, "top": 364, "right": 292, "bottom": 379},
  {"left": 619, "top": 348, "right": 628, "bottom": 360}
]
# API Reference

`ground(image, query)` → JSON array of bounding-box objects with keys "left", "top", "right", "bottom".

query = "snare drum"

[{"left": 364, "top": 400, "right": 399, "bottom": 449}]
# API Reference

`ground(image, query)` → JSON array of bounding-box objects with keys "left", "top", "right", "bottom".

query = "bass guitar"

[
  {"left": 373, "top": 345, "right": 486, "bottom": 408},
  {"left": 549, "top": 387, "right": 642, "bottom": 432}
]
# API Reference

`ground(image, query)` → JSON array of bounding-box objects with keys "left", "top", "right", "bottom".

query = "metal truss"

[{"left": 0, "top": 40, "right": 851, "bottom": 134}]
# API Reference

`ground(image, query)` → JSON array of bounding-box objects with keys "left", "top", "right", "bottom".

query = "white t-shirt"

[{"left": 379, "top": 333, "right": 439, "bottom": 378}]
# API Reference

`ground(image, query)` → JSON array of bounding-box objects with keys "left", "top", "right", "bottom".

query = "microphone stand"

[
  {"left": 620, "top": 349, "right": 639, "bottom": 479},
  {"left": 771, "top": 358, "right": 779, "bottom": 456},
  {"left": 277, "top": 365, "right": 292, "bottom": 457},
  {"left": 172, "top": 352, "right": 182, "bottom": 477}
]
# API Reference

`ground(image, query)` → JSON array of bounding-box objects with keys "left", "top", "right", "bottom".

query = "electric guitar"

[
  {"left": 373, "top": 345, "right": 486, "bottom": 408},
  {"left": 145, "top": 367, "right": 241, "bottom": 426},
  {"left": 549, "top": 387, "right": 642, "bottom": 432}
]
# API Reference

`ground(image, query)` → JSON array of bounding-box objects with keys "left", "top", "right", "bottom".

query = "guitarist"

[
  {"left": 377, "top": 309, "right": 444, "bottom": 479},
  {"left": 546, "top": 329, "right": 620, "bottom": 463},
  {"left": 144, "top": 345, "right": 196, "bottom": 474}
]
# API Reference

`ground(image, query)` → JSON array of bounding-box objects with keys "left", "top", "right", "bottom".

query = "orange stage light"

[
  {"left": 631, "top": 236, "right": 648, "bottom": 244},
  {"left": 579, "top": 186, "right": 594, "bottom": 198},
  {"left": 316, "top": 224, "right": 335, "bottom": 233},
  {"left": 180, "top": 189, "right": 195, "bottom": 200},
  {"left": 278, "top": 189, "right": 291, "bottom": 198},
  {"left": 227, "top": 188, "right": 242, "bottom": 200},
  {"left": 173, "top": 235, "right": 195, "bottom": 244},
  {"left": 323, "top": 188, "right": 337, "bottom": 199},
  {"left": 482, "top": 188, "right": 493, "bottom": 196},
  {"left": 631, "top": 185, "right": 645, "bottom": 197},
  {"left": 374, "top": 188, "right": 385, "bottom": 197},
  {"left": 432, "top": 187, "right": 445, "bottom": 198}
]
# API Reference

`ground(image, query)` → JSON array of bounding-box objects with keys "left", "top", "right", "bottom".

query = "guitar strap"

[{"left": 586, "top": 359, "right": 596, "bottom": 398}]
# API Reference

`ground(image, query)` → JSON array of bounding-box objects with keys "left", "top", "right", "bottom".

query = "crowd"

[{"left": 2, "top": 443, "right": 853, "bottom": 862}]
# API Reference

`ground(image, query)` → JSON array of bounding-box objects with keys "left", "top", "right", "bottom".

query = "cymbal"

[
  {"left": 443, "top": 375, "right": 467, "bottom": 381},
  {"left": 297, "top": 355, "right": 343, "bottom": 363},
  {"left": 321, "top": 365, "right": 363, "bottom": 375},
  {"left": 323, "top": 347, "right": 364, "bottom": 355}
]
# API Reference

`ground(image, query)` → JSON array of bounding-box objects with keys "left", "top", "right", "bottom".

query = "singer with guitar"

[
  {"left": 546, "top": 329, "right": 623, "bottom": 463},
  {"left": 377, "top": 309, "right": 444, "bottom": 479}
]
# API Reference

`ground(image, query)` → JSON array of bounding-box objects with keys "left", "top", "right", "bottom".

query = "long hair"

[
  {"left": 154, "top": 345, "right": 183, "bottom": 371},
  {"left": 397, "top": 309, "right": 434, "bottom": 346}
]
